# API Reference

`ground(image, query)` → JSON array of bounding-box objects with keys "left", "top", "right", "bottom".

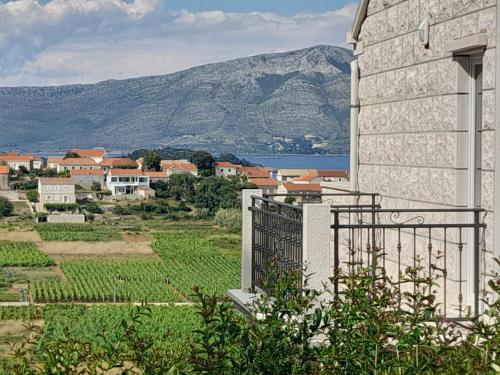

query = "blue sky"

[
  {"left": 164, "top": 0, "right": 354, "bottom": 15},
  {"left": 0, "top": 0, "right": 356, "bottom": 86}
]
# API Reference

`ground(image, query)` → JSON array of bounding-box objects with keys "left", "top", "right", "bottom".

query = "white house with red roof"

[
  {"left": 71, "top": 148, "right": 107, "bottom": 163},
  {"left": 0, "top": 153, "right": 40, "bottom": 171},
  {"left": 38, "top": 177, "right": 76, "bottom": 208},
  {"left": 161, "top": 160, "right": 198, "bottom": 177},
  {"left": 215, "top": 162, "right": 242, "bottom": 177},
  {"left": 106, "top": 169, "right": 150, "bottom": 196},
  {"left": 0, "top": 166, "right": 9, "bottom": 190}
]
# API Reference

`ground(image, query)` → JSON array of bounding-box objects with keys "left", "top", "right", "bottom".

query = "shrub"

[
  {"left": 214, "top": 208, "right": 241, "bottom": 231},
  {"left": 0, "top": 197, "right": 13, "bottom": 218},
  {"left": 83, "top": 201, "right": 103, "bottom": 214},
  {"left": 75, "top": 184, "right": 84, "bottom": 191},
  {"left": 26, "top": 190, "right": 38, "bottom": 202},
  {"left": 44, "top": 203, "right": 78, "bottom": 212},
  {"left": 90, "top": 182, "right": 101, "bottom": 191}
]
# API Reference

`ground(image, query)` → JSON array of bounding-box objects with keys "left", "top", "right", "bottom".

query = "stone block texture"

[{"left": 354, "top": 0, "right": 497, "bottom": 312}]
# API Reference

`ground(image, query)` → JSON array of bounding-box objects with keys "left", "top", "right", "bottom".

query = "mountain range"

[{"left": 0, "top": 45, "right": 353, "bottom": 154}]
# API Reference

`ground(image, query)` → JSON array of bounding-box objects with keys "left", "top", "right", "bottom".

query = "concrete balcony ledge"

[{"left": 227, "top": 289, "right": 260, "bottom": 313}]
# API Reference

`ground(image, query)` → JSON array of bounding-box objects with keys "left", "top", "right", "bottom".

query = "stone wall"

[{"left": 354, "top": 0, "right": 497, "bottom": 311}]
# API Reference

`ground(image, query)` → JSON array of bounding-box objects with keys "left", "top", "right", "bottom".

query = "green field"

[
  {"left": 32, "top": 259, "right": 182, "bottom": 303},
  {"left": 38, "top": 304, "right": 200, "bottom": 352},
  {"left": 0, "top": 241, "right": 55, "bottom": 267},
  {"left": 153, "top": 230, "right": 240, "bottom": 297},
  {"left": 36, "top": 223, "right": 122, "bottom": 241}
]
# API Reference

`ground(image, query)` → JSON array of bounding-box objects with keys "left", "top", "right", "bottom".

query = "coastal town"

[{"left": 0, "top": 148, "right": 348, "bottom": 222}]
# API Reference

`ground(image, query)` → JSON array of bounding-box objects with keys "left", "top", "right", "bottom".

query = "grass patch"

[
  {"left": 153, "top": 230, "right": 240, "bottom": 298},
  {"left": 31, "top": 258, "right": 182, "bottom": 303},
  {"left": 0, "top": 241, "right": 55, "bottom": 267},
  {"left": 36, "top": 223, "right": 121, "bottom": 241}
]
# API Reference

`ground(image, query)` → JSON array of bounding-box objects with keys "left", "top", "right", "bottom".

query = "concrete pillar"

[
  {"left": 302, "top": 203, "right": 331, "bottom": 292},
  {"left": 241, "top": 189, "right": 263, "bottom": 291}
]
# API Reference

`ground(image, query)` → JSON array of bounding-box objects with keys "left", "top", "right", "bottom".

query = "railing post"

[
  {"left": 303, "top": 203, "right": 331, "bottom": 294},
  {"left": 473, "top": 210, "right": 480, "bottom": 317},
  {"left": 332, "top": 209, "right": 339, "bottom": 300},
  {"left": 371, "top": 194, "right": 377, "bottom": 273},
  {"left": 241, "top": 189, "right": 262, "bottom": 292}
]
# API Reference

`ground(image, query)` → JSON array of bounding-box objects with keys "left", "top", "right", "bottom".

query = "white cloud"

[{"left": 0, "top": 0, "right": 356, "bottom": 86}]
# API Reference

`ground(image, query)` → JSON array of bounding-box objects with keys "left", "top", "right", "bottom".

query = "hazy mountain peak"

[{"left": 0, "top": 45, "right": 353, "bottom": 154}]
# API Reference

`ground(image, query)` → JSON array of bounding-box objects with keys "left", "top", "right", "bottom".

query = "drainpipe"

[
  {"left": 494, "top": 0, "right": 500, "bottom": 261},
  {"left": 350, "top": 60, "right": 360, "bottom": 193}
]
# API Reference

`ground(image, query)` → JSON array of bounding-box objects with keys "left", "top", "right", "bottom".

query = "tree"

[
  {"left": 194, "top": 176, "right": 240, "bottom": 215},
  {"left": 190, "top": 151, "right": 214, "bottom": 175},
  {"left": 217, "top": 153, "right": 254, "bottom": 167},
  {"left": 90, "top": 182, "right": 101, "bottom": 191},
  {"left": 152, "top": 180, "right": 170, "bottom": 199},
  {"left": 143, "top": 150, "right": 161, "bottom": 171},
  {"left": 169, "top": 173, "right": 197, "bottom": 202},
  {"left": 64, "top": 151, "right": 80, "bottom": 159},
  {"left": 0, "top": 196, "right": 13, "bottom": 218}
]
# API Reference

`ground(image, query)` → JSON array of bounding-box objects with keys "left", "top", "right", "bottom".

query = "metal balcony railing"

[{"left": 248, "top": 192, "right": 487, "bottom": 320}]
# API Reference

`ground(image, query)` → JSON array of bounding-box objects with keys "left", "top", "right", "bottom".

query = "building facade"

[
  {"left": 107, "top": 169, "right": 149, "bottom": 196},
  {"left": 0, "top": 166, "right": 9, "bottom": 190},
  {"left": 215, "top": 162, "right": 241, "bottom": 177},
  {"left": 70, "top": 169, "right": 105, "bottom": 190},
  {"left": 38, "top": 178, "right": 76, "bottom": 208},
  {"left": 344, "top": 0, "right": 500, "bottom": 312},
  {"left": 71, "top": 148, "right": 107, "bottom": 163},
  {"left": 57, "top": 158, "right": 100, "bottom": 172}
]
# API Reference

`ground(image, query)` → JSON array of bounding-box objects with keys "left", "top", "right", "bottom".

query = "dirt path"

[
  {"left": 0, "top": 231, "right": 41, "bottom": 242},
  {"left": 38, "top": 240, "right": 155, "bottom": 256}
]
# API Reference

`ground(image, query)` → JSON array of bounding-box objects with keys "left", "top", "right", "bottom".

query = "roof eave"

[{"left": 351, "top": 0, "right": 369, "bottom": 42}]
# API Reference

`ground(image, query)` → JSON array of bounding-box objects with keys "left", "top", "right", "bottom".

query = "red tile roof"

[
  {"left": 47, "top": 157, "right": 64, "bottom": 164},
  {"left": 39, "top": 177, "right": 74, "bottom": 185},
  {"left": 144, "top": 171, "right": 168, "bottom": 178},
  {"left": 317, "top": 170, "right": 349, "bottom": 178},
  {"left": 59, "top": 158, "right": 97, "bottom": 165},
  {"left": 99, "top": 158, "right": 137, "bottom": 168},
  {"left": 241, "top": 167, "right": 269, "bottom": 178},
  {"left": 0, "top": 154, "right": 35, "bottom": 162},
  {"left": 249, "top": 178, "right": 279, "bottom": 187},
  {"left": 283, "top": 183, "right": 322, "bottom": 192},
  {"left": 294, "top": 174, "right": 320, "bottom": 182},
  {"left": 215, "top": 162, "right": 241, "bottom": 168},
  {"left": 162, "top": 160, "right": 197, "bottom": 171},
  {"left": 109, "top": 169, "right": 144, "bottom": 176},
  {"left": 70, "top": 169, "right": 104, "bottom": 176},
  {"left": 0, "top": 166, "right": 9, "bottom": 174},
  {"left": 72, "top": 149, "right": 106, "bottom": 158}
]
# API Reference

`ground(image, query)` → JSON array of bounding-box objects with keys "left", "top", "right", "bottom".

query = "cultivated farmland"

[{"left": 0, "top": 241, "right": 55, "bottom": 267}]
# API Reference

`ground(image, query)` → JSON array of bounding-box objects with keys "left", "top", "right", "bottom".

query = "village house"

[
  {"left": 38, "top": 178, "right": 76, "bottom": 209},
  {"left": 57, "top": 158, "right": 100, "bottom": 173},
  {"left": 215, "top": 162, "right": 241, "bottom": 177},
  {"left": 106, "top": 169, "right": 149, "bottom": 196},
  {"left": 294, "top": 170, "right": 350, "bottom": 184},
  {"left": 144, "top": 171, "right": 169, "bottom": 183},
  {"left": 0, "top": 153, "right": 39, "bottom": 171},
  {"left": 276, "top": 169, "right": 317, "bottom": 182},
  {"left": 71, "top": 148, "right": 107, "bottom": 163},
  {"left": 240, "top": 167, "right": 270, "bottom": 180},
  {"left": 0, "top": 166, "right": 9, "bottom": 190},
  {"left": 161, "top": 160, "right": 198, "bottom": 177},
  {"left": 249, "top": 177, "right": 279, "bottom": 195},
  {"left": 70, "top": 169, "right": 105, "bottom": 190},
  {"left": 47, "top": 157, "right": 64, "bottom": 170},
  {"left": 276, "top": 183, "right": 322, "bottom": 203},
  {"left": 99, "top": 158, "right": 137, "bottom": 173}
]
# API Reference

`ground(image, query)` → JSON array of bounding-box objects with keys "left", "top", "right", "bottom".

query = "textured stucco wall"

[{"left": 354, "top": 0, "right": 497, "bottom": 312}]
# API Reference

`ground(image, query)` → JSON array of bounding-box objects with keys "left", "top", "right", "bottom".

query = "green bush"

[
  {"left": 0, "top": 197, "right": 13, "bottom": 218},
  {"left": 214, "top": 208, "right": 241, "bottom": 231},
  {"left": 90, "top": 181, "right": 102, "bottom": 191},
  {"left": 44, "top": 203, "right": 78, "bottom": 212},
  {"left": 26, "top": 190, "right": 38, "bottom": 202}
]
